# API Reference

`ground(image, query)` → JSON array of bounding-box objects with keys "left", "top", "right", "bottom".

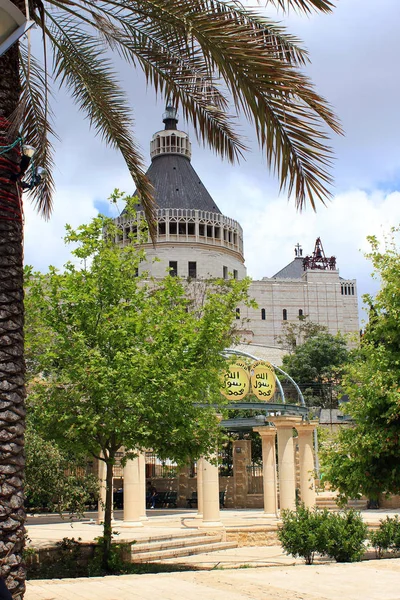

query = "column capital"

[
  {"left": 253, "top": 425, "right": 276, "bottom": 436},
  {"left": 271, "top": 415, "right": 303, "bottom": 429},
  {"left": 297, "top": 420, "right": 318, "bottom": 435}
]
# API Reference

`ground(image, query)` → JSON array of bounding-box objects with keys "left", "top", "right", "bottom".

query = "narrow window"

[
  {"left": 134, "top": 267, "right": 139, "bottom": 277},
  {"left": 187, "top": 222, "right": 195, "bottom": 236},
  {"left": 178, "top": 221, "right": 186, "bottom": 235},
  {"left": 169, "top": 222, "right": 177, "bottom": 235},
  {"left": 283, "top": 309, "right": 287, "bottom": 321},
  {"left": 235, "top": 308, "right": 240, "bottom": 320},
  {"left": 215, "top": 227, "right": 220, "bottom": 239},
  {"left": 188, "top": 262, "right": 197, "bottom": 279},
  {"left": 169, "top": 261, "right": 178, "bottom": 277},
  {"left": 223, "top": 266, "right": 228, "bottom": 280},
  {"left": 207, "top": 225, "right": 213, "bottom": 237},
  {"left": 199, "top": 224, "right": 205, "bottom": 236},
  {"left": 158, "top": 222, "right": 166, "bottom": 235},
  {"left": 352, "top": 285, "right": 355, "bottom": 295},
  {"left": 299, "top": 309, "right": 303, "bottom": 317},
  {"left": 233, "top": 269, "right": 238, "bottom": 280},
  {"left": 261, "top": 308, "right": 266, "bottom": 321}
]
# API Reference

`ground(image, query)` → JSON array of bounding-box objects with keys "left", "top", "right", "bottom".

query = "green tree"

[
  {"left": 282, "top": 331, "right": 349, "bottom": 407},
  {"left": 25, "top": 424, "right": 98, "bottom": 516},
  {"left": 0, "top": 1, "right": 341, "bottom": 593},
  {"left": 25, "top": 201, "right": 250, "bottom": 569},
  {"left": 323, "top": 230, "right": 400, "bottom": 503},
  {"left": 276, "top": 316, "right": 327, "bottom": 353}
]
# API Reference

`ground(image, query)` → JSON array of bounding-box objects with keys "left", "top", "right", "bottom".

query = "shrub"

[
  {"left": 324, "top": 510, "right": 367, "bottom": 563},
  {"left": 370, "top": 516, "right": 400, "bottom": 558},
  {"left": 278, "top": 505, "right": 329, "bottom": 565}
]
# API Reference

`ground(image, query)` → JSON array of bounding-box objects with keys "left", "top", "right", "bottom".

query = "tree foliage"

[
  {"left": 25, "top": 197, "right": 251, "bottom": 568},
  {"left": 25, "top": 424, "right": 98, "bottom": 515},
  {"left": 281, "top": 329, "right": 349, "bottom": 407},
  {"left": 323, "top": 230, "right": 400, "bottom": 501},
  {"left": 276, "top": 316, "right": 327, "bottom": 353}
]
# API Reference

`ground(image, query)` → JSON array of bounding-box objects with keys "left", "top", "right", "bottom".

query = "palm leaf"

[
  {"left": 18, "top": 45, "right": 57, "bottom": 218},
  {"left": 44, "top": 10, "right": 156, "bottom": 234}
]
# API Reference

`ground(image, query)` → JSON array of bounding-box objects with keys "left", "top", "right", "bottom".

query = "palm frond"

[
  {"left": 18, "top": 45, "right": 57, "bottom": 218},
  {"left": 39, "top": 0, "right": 341, "bottom": 212},
  {"left": 44, "top": 10, "right": 156, "bottom": 235},
  {"left": 116, "top": 0, "right": 341, "bottom": 208}
]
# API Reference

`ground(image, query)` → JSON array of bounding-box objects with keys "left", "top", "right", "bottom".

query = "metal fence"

[{"left": 247, "top": 464, "right": 263, "bottom": 494}]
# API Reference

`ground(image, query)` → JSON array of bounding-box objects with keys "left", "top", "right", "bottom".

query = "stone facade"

[{"left": 242, "top": 269, "right": 359, "bottom": 348}]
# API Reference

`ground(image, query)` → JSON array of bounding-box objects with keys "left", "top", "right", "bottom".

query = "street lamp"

[{"left": 0, "top": 0, "right": 34, "bottom": 57}]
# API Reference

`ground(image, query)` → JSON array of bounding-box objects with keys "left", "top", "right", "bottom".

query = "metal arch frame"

[{"left": 223, "top": 348, "right": 306, "bottom": 407}]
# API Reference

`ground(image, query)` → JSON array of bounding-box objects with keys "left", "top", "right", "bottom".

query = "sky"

[{"left": 23, "top": 0, "right": 400, "bottom": 324}]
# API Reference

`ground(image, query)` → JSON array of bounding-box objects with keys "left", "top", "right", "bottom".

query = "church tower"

[{"left": 115, "top": 105, "right": 246, "bottom": 280}]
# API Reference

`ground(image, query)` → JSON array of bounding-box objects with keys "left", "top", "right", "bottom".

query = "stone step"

[
  {"left": 131, "top": 541, "right": 238, "bottom": 563},
  {"left": 132, "top": 534, "right": 224, "bottom": 554},
  {"left": 316, "top": 497, "right": 367, "bottom": 510}
]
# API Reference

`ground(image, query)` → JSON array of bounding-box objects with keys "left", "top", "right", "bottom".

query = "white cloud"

[{"left": 23, "top": 186, "right": 98, "bottom": 271}]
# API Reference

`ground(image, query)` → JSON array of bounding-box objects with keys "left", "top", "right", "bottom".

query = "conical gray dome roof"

[{"left": 131, "top": 107, "right": 221, "bottom": 214}]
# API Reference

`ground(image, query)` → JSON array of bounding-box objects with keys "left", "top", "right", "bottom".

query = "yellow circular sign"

[
  {"left": 221, "top": 361, "right": 250, "bottom": 400},
  {"left": 250, "top": 361, "right": 276, "bottom": 401}
]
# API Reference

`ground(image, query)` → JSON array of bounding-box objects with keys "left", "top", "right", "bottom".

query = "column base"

[
  {"left": 261, "top": 512, "right": 278, "bottom": 518},
  {"left": 198, "top": 520, "right": 224, "bottom": 529},
  {"left": 195, "top": 513, "right": 203, "bottom": 519},
  {"left": 119, "top": 520, "right": 144, "bottom": 528},
  {"left": 140, "top": 514, "right": 149, "bottom": 521}
]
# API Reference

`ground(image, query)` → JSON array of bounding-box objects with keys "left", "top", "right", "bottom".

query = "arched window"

[
  {"left": 261, "top": 308, "right": 266, "bottom": 320},
  {"left": 283, "top": 309, "right": 287, "bottom": 321},
  {"left": 235, "top": 308, "right": 240, "bottom": 320},
  {"left": 299, "top": 309, "right": 303, "bottom": 317}
]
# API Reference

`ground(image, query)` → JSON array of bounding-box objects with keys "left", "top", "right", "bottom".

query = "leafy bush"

[
  {"left": 324, "top": 510, "right": 367, "bottom": 562},
  {"left": 279, "top": 505, "right": 367, "bottom": 564},
  {"left": 370, "top": 516, "right": 400, "bottom": 558},
  {"left": 278, "top": 505, "right": 329, "bottom": 565}
]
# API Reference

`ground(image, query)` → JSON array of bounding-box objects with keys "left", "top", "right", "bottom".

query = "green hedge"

[{"left": 278, "top": 505, "right": 367, "bottom": 564}]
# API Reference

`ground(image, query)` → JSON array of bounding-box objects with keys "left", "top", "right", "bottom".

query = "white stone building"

[{"left": 114, "top": 107, "right": 359, "bottom": 353}]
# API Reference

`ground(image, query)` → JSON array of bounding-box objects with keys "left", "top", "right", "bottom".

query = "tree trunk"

[
  {"left": 0, "top": 10, "right": 26, "bottom": 599},
  {"left": 102, "top": 458, "right": 114, "bottom": 571}
]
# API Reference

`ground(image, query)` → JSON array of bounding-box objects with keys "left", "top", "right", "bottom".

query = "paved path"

[
  {"left": 26, "top": 507, "right": 400, "bottom": 548},
  {"left": 26, "top": 558, "right": 400, "bottom": 600}
]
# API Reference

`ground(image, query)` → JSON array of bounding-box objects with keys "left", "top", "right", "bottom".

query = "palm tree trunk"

[{"left": 0, "top": 19, "right": 26, "bottom": 600}]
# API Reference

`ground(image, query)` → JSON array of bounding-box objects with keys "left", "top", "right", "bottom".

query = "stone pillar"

[
  {"left": 232, "top": 439, "right": 251, "bottom": 508},
  {"left": 138, "top": 451, "right": 148, "bottom": 519},
  {"left": 297, "top": 422, "right": 318, "bottom": 508},
  {"left": 177, "top": 463, "right": 191, "bottom": 508},
  {"left": 196, "top": 458, "right": 204, "bottom": 518},
  {"left": 199, "top": 455, "right": 223, "bottom": 528},
  {"left": 272, "top": 416, "right": 302, "bottom": 512},
  {"left": 253, "top": 426, "right": 277, "bottom": 516},
  {"left": 123, "top": 456, "right": 144, "bottom": 526},
  {"left": 97, "top": 458, "right": 106, "bottom": 524}
]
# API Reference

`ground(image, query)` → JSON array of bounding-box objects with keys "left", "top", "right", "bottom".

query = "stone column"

[
  {"left": 138, "top": 451, "right": 148, "bottom": 520},
  {"left": 196, "top": 458, "right": 204, "bottom": 518},
  {"left": 177, "top": 463, "right": 191, "bottom": 508},
  {"left": 272, "top": 416, "right": 302, "bottom": 512},
  {"left": 253, "top": 426, "right": 277, "bottom": 516},
  {"left": 97, "top": 458, "right": 106, "bottom": 524},
  {"left": 199, "top": 455, "right": 223, "bottom": 528},
  {"left": 123, "top": 456, "right": 144, "bottom": 526},
  {"left": 297, "top": 422, "right": 318, "bottom": 508},
  {"left": 232, "top": 439, "right": 251, "bottom": 508}
]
